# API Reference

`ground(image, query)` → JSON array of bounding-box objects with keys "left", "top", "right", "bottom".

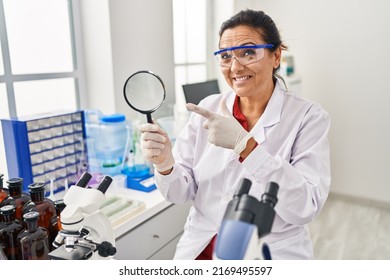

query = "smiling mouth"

[{"left": 234, "top": 75, "right": 251, "bottom": 82}]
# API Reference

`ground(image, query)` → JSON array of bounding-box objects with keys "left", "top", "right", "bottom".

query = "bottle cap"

[
  {"left": 28, "top": 182, "right": 46, "bottom": 193},
  {"left": 0, "top": 205, "right": 16, "bottom": 215},
  {"left": 6, "top": 177, "right": 23, "bottom": 188},
  {"left": 23, "top": 211, "right": 40, "bottom": 221},
  {"left": 54, "top": 199, "right": 66, "bottom": 212}
]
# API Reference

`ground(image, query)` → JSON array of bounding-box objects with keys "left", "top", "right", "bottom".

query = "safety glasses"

[{"left": 214, "top": 44, "right": 274, "bottom": 68}]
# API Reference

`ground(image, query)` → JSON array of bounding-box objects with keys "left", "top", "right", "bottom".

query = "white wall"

[
  {"left": 80, "top": 0, "right": 175, "bottom": 121},
  {"left": 79, "top": 0, "right": 116, "bottom": 114},
  {"left": 235, "top": 0, "right": 390, "bottom": 204},
  {"left": 108, "top": 0, "right": 175, "bottom": 121}
]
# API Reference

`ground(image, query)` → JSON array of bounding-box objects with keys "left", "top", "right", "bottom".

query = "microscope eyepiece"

[
  {"left": 234, "top": 178, "right": 252, "bottom": 196},
  {"left": 97, "top": 176, "right": 113, "bottom": 194},
  {"left": 261, "top": 181, "right": 279, "bottom": 207},
  {"left": 75, "top": 172, "right": 92, "bottom": 188}
]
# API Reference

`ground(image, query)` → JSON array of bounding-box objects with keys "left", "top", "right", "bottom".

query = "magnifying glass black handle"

[{"left": 147, "top": 113, "right": 153, "bottom": 124}]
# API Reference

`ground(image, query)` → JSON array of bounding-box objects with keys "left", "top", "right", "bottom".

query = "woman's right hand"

[{"left": 139, "top": 123, "right": 175, "bottom": 174}]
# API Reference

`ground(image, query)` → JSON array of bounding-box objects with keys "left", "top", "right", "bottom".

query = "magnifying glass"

[{"left": 123, "top": 70, "right": 166, "bottom": 123}]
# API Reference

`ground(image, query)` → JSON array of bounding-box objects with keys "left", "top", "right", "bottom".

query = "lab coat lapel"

[
  {"left": 224, "top": 93, "right": 239, "bottom": 163},
  {"left": 250, "top": 82, "right": 285, "bottom": 145}
]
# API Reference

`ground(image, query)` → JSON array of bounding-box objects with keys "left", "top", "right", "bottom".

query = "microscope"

[
  {"left": 49, "top": 172, "right": 117, "bottom": 260},
  {"left": 214, "top": 178, "right": 279, "bottom": 260}
]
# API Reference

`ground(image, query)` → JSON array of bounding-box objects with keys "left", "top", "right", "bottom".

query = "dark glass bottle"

[
  {"left": 48, "top": 199, "right": 66, "bottom": 250},
  {"left": 18, "top": 211, "right": 50, "bottom": 260},
  {"left": 0, "top": 243, "right": 7, "bottom": 260},
  {"left": 0, "top": 211, "right": 5, "bottom": 257},
  {"left": 0, "top": 173, "right": 10, "bottom": 205},
  {"left": 0, "top": 205, "right": 23, "bottom": 260},
  {"left": 24, "top": 182, "right": 56, "bottom": 245},
  {"left": 1, "top": 178, "right": 31, "bottom": 223}
]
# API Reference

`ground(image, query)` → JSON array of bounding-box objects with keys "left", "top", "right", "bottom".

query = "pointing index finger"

[{"left": 186, "top": 103, "right": 214, "bottom": 119}]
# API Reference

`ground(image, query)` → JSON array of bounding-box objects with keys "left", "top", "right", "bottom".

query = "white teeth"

[{"left": 235, "top": 76, "right": 250, "bottom": 81}]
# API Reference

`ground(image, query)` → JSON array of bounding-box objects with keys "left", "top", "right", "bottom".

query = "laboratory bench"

[{"left": 57, "top": 186, "right": 191, "bottom": 260}]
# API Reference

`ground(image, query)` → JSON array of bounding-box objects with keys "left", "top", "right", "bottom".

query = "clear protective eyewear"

[{"left": 214, "top": 44, "right": 274, "bottom": 68}]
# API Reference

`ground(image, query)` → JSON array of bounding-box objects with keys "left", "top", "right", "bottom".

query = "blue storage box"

[
  {"left": 1, "top": 110, "right": 86, "bottom": 193},
  {"left": 126, "top": 173, "right": 156, "bottom": 192}
]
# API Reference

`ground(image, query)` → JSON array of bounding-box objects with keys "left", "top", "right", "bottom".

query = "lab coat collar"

[{"left": 226, "top": 81, "right": 285, "bottom": 145}]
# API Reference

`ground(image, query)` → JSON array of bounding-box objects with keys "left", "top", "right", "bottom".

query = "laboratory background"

[{"left": 0, "top": 0, "right": 389, "bottom": 260}]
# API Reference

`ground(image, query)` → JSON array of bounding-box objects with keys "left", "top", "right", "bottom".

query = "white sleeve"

[{"left": 154, "top": 113, "right": 199, "bottom": 204}]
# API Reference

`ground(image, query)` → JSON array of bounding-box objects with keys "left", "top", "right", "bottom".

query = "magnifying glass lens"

[{"left": 123, "top": 71, "right": 166, "bottom": 123}]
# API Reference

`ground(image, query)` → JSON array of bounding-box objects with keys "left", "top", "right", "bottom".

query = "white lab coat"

[{"left": 155, "top": 81, "right": 331, "bottom": 260}]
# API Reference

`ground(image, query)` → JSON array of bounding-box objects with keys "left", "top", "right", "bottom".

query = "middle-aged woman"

[{"left": 139, "top": 9, "right": 331, "bottom": 260}]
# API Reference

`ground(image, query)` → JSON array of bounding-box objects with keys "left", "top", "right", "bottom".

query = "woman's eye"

[
  {"left": 220, "top": 52, "right": 231, "bottom": 60},
  {"left": 243, "top": 49, "right": 256, "bottom": 56}
]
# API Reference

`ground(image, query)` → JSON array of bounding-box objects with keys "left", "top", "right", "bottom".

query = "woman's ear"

[{"left": 273, "top": 47, "right": 282, "bottom": 69}]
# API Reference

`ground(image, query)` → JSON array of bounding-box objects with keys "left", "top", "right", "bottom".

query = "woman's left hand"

[{"left": 186, "top": 97, "right": 253, "bottom": 154}]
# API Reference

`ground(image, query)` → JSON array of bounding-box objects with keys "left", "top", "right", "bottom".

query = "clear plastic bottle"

[
  {"left": 0, "top": 205, "right": 23, "bottom": 260},
  {"left": 18, "top": 211, "right": 50, "bottom": 260},
  {"left": 85, "top": 113, "right": 131, "bottom": 176},
  {"left": 1, "top": 178, "right": 31, "bottom": 224},
  {"left": 122, "top": 120, "right": 150, "bottom": 178}
]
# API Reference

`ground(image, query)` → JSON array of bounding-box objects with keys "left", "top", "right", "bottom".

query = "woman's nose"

[{"left": 230, "top": 57, "right": 244, "bottom": 71}]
